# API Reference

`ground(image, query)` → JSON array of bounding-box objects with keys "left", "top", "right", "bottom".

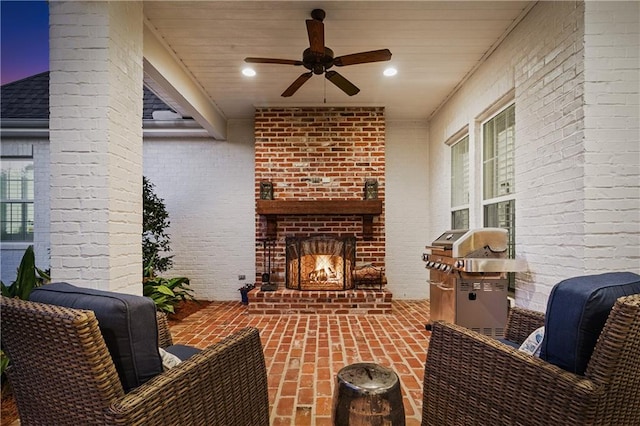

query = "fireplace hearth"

[{"left": 286, "top": 236, "right": 356, "bottom": 290}]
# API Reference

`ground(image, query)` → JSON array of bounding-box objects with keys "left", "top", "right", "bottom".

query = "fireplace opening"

[{"left": 286, "top": 236, "right": 356, "bottom": 290}]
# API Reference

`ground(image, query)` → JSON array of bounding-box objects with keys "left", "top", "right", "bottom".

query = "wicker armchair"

[
  {"left": 1, "top": 296, "right": 270, "bottom": 426},
  {"left": 422, "top": 294, "right": 640, "bottom": 426}
]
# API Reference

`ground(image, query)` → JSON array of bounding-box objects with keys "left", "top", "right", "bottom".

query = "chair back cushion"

[
  {"left": 30, "top": 282, "right": 163, "bottom": 391},
  {"left": 539, "top": 272, "right": 640, "bottom": 375}
]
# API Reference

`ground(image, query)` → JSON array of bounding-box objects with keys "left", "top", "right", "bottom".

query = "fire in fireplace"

[{"left": 286, "top": 236, "right": 356, "bottom": 290}]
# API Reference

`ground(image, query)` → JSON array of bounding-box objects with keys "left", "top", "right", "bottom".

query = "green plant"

[
  {"left": 1, "top": 245, "right": 50, "bottom": 299},
  {"left": 0, "top": 352, "right": 9, "bottom": 379},
  {"left": 0, "top": 350, "right": 9, "bottom": 395},
  {"left": 143, "top": 176, "right": 173, "bottom": 274},
  {"left": 143, "top": 260, "right": 194, "bottom": 314},
  {"left": 142, "top": 177, "right": 193, "bottom": 313}
]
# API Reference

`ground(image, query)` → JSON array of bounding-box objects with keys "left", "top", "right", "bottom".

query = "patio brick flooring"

[{"left": 169, "top": 299, "right": 431, "bottom": 426}]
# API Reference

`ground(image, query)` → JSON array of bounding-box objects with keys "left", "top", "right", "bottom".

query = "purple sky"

[{"left": 1, "top": 1, "right": 49, "bottom": 85}]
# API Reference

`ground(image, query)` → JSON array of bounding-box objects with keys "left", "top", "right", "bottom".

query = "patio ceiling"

[{"left": 142, "top": 1, "right": 534, "bottom": 124}]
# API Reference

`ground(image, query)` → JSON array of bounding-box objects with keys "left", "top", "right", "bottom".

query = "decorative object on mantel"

[
  {"left": 259, "top": 181, "right": 274, "bottom": 200},
  {"left": 364, "top": 179, "right": 378, "bottom": 200},
  {"left": 258, "top": 238, "right": 277, "bottom": 291}
]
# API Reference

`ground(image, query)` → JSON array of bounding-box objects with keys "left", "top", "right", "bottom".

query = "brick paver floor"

[{"left": 170, "top": 299, "right": 431, "bottom": 426}]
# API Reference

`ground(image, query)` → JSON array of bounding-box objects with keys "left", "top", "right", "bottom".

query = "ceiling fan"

[{"left": 244, "top": 9, "right": 392, "bottom": 97}]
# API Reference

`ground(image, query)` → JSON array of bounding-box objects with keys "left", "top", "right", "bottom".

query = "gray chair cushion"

[
  {"left": 30, "top": 282, "right": 163, "bottom": 391},
  {"left": 539, "top": 272, "right": 640, "bottom": 375}
]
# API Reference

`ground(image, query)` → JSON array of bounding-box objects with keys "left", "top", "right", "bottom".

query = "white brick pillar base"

[{"left": 49, "top": 1, "right": 143, "bottom": 293}]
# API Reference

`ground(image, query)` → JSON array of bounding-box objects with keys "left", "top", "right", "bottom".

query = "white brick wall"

[
  {"left": 143, "top": 119, "right": 256, "bottom": 301},
  {"left": 49, "top": 1, "right": 143, "bottom": 293},
  {"left": 385, "top": 121, "right": 430, "bottom": 299},
  {"left": 428, "top": 1, "right": 639, "bottom": 311},
  {"left": 583, "top": 1, "right": 640, "bottom": 274}
]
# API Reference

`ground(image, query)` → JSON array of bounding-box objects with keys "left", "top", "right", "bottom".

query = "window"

[
  {"left": 483, "top": 104, "right": 515, "bottom": 200},
  {"left": 451, "top": 135, "right": 469, "bottom": 229},
  {"left": 1, "top": 158, "right": 34, "bottom": 242},
  {"left": 482, "top": 104, "right": 515, "bottom": 290}
]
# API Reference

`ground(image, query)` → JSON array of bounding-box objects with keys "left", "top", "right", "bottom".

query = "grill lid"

[
  {"left": 424, "top": 228, "right": 526, "bottom": 273},
  {"left": 452, "top": 228, "right": 508, "bottom": 258},
  {"left": 430, "top": 230, "right": 469, "bottom": 248}
]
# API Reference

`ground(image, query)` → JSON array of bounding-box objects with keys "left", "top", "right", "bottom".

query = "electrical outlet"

[{"left": 238, "top": 275, "right": 246, "bottom": 280}]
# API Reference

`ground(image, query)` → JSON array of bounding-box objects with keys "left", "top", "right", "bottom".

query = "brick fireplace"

[{"left": 251, "top": 106, "right": 390, "bottom": 313}]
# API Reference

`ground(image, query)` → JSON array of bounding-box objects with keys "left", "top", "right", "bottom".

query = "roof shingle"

[{"left": 1, "top": 71, "right": 174, "bottom": 120}]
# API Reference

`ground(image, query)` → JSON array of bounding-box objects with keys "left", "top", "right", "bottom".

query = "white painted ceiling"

[{"left": 143, "top": 1, "right": 533, "bottom": 121}]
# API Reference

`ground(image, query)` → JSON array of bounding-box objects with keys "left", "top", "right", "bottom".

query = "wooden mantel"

[{"left": 256, "top": 199, "right": 382, "bottom": 240}]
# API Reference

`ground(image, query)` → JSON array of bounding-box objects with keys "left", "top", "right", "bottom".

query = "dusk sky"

[{"left": 1, "top": 0, "right": 49, "bottom": 85}]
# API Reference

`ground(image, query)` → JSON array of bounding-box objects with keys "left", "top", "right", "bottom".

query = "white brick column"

[{"left": 49, "top": 1, "right": 143, "bottom": 293}]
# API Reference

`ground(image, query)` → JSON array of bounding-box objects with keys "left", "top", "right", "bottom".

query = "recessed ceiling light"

[
  {"left": 383, "top": 67, "right": 397, "bottom": 77},
  {"left": 242, "top": 67, "right": 256, "bottom": 77}
]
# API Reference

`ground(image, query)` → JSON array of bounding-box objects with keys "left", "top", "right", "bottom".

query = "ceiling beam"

[{"left": 143, "top": 19, "right": 227, "bottom": 140}]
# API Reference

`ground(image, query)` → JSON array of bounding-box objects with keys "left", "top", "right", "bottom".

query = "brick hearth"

[{"left": 247, "top": 288, "right": 393, "bottom": 315}]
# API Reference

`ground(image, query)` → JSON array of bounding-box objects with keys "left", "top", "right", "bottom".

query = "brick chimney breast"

[{"left": 254, "top": 107, "right": 386, "bottom": 288}]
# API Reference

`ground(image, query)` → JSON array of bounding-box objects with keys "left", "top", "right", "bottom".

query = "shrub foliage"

[{"left": 143, "top": 176, "right": 173, "bottom": 274}]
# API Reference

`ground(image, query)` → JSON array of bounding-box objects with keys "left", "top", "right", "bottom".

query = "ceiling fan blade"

[
  {"left": 281, "top": 72, "right": 313, "bottom": 97},
  {"left": 325, "top": 70, "right": 360, "bottom": 96},
  {"left": 306, "top": 19, "right": 324, "bottom": 56},
  {"left": 245, "top": 57, "right": 304, "bottom": 66},
  {"left": 333, "top": 49, "right": 392, "bottom": 67}
]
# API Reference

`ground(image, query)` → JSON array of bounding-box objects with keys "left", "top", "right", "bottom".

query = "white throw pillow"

[
  {"left": 158, "top": 347, "right": 183, "bottom": 370},
  {"left": 518, "top": 326, "right": 545, "bottom": 357}
]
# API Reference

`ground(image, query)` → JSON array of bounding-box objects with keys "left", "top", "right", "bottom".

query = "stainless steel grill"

[{"left": 423, "top": 228, "right": 527, "bottom": 338}]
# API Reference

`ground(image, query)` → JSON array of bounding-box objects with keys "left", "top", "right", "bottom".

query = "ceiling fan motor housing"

[
  {"left": 311, "top": 9, "right": 326, "bottom": 22},
  {"left": 303, "top": 47, "right": 334, "bottom": 74}
]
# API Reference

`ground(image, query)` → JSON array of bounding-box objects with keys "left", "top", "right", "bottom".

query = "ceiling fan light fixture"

[
  {"left": 242, "top": 67, "right": 256, "bottom": 77},
  {"left": 383, "top": 67, "right": 397, "bottom": 77}
]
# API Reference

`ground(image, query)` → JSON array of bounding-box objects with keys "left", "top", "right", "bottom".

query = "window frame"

[
  {"left": 1, "top": 156, "right": 35, "bottom": 243},
  {"left": 450, "top": 134, "right": 470, "bottom": 230}
]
